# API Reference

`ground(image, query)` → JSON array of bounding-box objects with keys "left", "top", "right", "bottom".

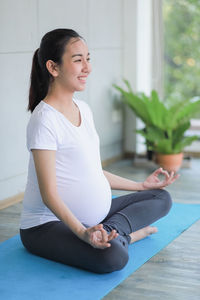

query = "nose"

[{"left": 82, "top": 59, "right": 91, "bottom": 74}]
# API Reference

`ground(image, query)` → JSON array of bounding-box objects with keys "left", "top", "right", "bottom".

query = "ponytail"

[{"left": 28, "top": 48, "right": 50, "bottom": 112}]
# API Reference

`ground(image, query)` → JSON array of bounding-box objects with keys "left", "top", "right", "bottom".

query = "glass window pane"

[{"left": 163, "top": 0, "right": 200, "bottom": 119}]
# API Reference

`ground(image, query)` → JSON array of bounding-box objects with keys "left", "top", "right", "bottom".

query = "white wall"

[
  {"left": 122, "top": 0, "right": 137, "bottom": 153},
  {"left": 0, "top": 0, "right": 37, "bottom": 201},
  {"left": 135, "top": 0, "right": 153, "bottom": 154},
  {"left": 0, "top": 0, "right": 137, "bottom": 202}
]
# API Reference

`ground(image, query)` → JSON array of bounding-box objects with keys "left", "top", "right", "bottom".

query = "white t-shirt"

[{"left": 20, "top": 99, "right": 112, "bottom": 229}]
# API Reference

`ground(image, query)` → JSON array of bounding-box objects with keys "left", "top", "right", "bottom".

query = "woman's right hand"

[{"left": 81, "top": 224, "right": 118, "bottom": 249}]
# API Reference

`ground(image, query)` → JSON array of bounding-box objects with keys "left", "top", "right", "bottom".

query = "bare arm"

[
  {"left": 32, "top": 149, "right": 117, "bottom": 248},
  {"left": 103, "top": 169, "right": 179, "bottom": 191},
  {"left": 103, "top": 170, "right": 144, "bottom": 191},
  {"left": 32, "top": 149, "right": 86, "bottom": 238}
]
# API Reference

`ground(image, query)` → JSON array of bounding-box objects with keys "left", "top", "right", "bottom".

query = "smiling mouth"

[{"left": 78, "top": 76, "right": 87, "bottom": 83}]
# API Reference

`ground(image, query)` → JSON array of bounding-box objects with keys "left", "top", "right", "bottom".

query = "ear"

[{"left": 46, "top": 60, "right": 59, "bottom": 77}]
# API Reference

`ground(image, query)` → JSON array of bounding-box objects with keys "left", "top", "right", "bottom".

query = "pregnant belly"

[{"left": 57, "top": 175, "right": 112, "bottom": 226}]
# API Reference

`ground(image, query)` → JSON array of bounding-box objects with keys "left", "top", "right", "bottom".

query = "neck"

[{"left": 44, "top": 82, "right": 75, "bottom": 110}]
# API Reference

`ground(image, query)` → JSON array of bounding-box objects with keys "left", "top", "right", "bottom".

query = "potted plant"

[{"left": 114, "top": 79, "right": 200, "bottom": 172}]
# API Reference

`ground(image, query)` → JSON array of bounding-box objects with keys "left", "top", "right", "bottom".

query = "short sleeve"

[{"left": 27, "top": 115, "right": 58, "bottom": 152}]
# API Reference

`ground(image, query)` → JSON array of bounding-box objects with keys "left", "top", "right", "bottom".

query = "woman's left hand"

[
  {"left": 81, "top": 224, "right": 118, "bottom": 249},
  {"left": 142, "top": 168, "right": 180, "bottom": 190}
]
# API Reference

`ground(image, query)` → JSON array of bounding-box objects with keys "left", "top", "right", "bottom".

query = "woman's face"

[{"left": 56, "top": 38, "right": 92, "bottom": 92}]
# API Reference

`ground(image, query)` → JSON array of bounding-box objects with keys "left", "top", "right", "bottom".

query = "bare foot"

[{"left": 129, "top": 226, "right": 158, "bottom": 244}]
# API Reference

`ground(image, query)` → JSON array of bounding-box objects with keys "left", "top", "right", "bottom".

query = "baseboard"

[
  {"left": 124, "top": 151, "right": 200, "bottom": 159},
  {"left": 101, "top": 154, "right": 125, "bottom": 168},
  {"left": 184, "top": 151, "right": 200, "bottom": 158},
  {"left": 0, "top": 192, "right": 24, "bottom": 210},
  {"left": 123, "top": 151, "right": 136, "bottom": 159}
]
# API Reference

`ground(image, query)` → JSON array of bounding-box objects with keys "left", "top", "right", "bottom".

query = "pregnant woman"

[{"left": 20, "top": 28, "right": 178, "bottom": 273}]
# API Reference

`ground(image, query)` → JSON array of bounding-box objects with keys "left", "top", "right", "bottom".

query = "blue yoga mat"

[{"left": 0, "top": 202, "right": 200, "bottom": 300}]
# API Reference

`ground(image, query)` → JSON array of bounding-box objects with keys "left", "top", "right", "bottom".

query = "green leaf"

[
  {"left": 156, "top": 139, "right": 173, "bottom": 154},
  {"left": 113, "top": 79, "right": 199, "bottom": 154},
  {"left": 113, "top": 84, "right": 152, "bottom": 124},
  {"left": 173, "top": 136, "right": 199, "bottom": 153},
  {"left": 172, "top": 121, "right": 190, "bottom": 145},
  {"left": 175, "top": 100, "right": 200, "bottom": 124},
  {"left": 123, "top": 78, "right": 134, "bottom": 93},
  {"left": 148, "top": 90, "right": 167, "bottom": 129}
]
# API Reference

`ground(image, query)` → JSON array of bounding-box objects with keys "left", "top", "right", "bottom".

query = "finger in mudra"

[
  {"left": 143, "top": 168, "right": 180, "bottom": 189},
  {"left": 87, "top": 225, "right": 118, "bottom": 249}
]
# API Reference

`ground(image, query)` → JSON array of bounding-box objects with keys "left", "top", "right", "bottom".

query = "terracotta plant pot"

[{"left": 155, "top": 152, "right": 183, "bottom": 173}]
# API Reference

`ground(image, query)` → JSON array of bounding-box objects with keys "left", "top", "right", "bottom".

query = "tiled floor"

[{"left": 0, "top": 157, "right": 200, "bottom": 299}]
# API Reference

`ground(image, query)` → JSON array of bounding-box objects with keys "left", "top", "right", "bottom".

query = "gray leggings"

[{"left": 20, "top": 189, "right": 172, "bottom": 274}]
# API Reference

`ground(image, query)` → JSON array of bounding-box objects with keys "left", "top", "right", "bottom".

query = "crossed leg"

[
  {"left": 102, "top": 189, "right": 172, "bottom": 244},
  {"left": 20, "top": 189, "right": 172, "bottom": 274}
]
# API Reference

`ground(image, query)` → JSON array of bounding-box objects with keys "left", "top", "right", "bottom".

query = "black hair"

[{"left": 28, "top": 28, "right": 82, "bottom": 112}]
